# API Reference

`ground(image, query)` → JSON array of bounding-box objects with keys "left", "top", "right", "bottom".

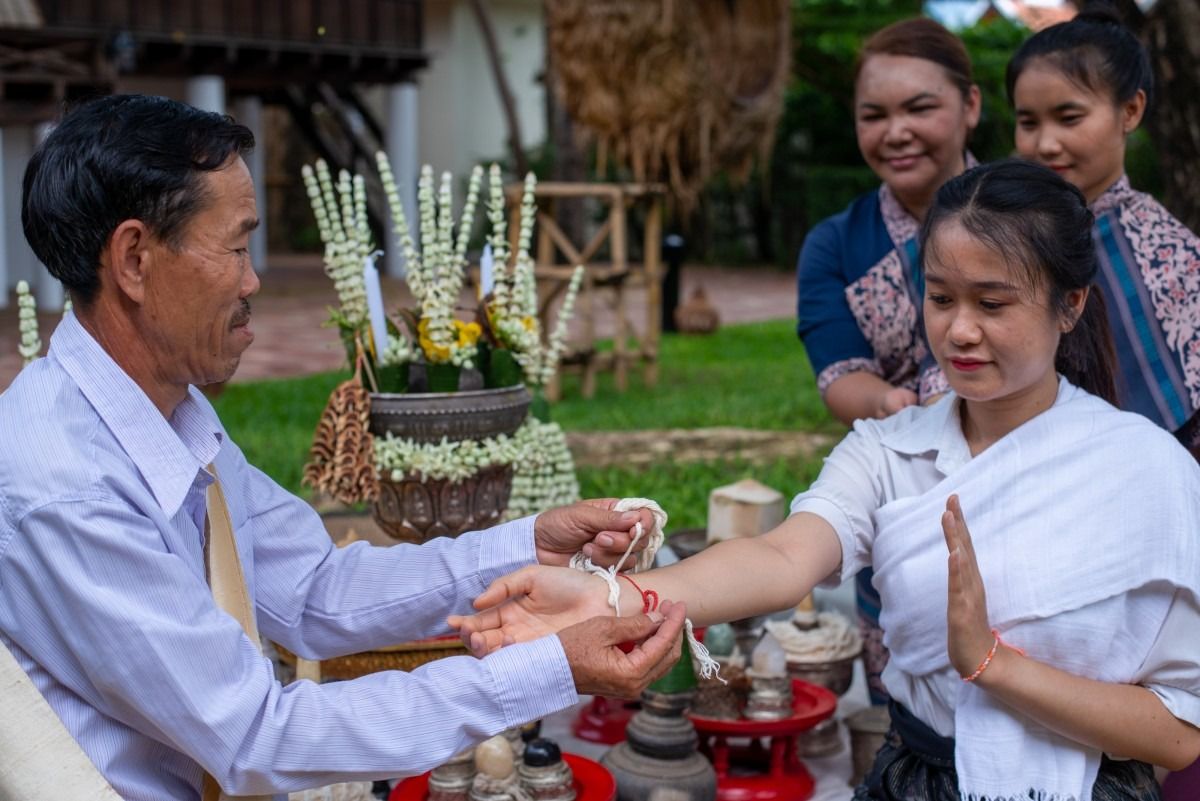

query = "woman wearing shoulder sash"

[
  {"left": 459, "top": 160, "right": 1200, "bottom": 800},
  {"left": 797, "top": 17, "right": 982, "bottom": 704}
]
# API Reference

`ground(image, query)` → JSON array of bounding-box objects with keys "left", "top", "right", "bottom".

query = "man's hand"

[
  {"left": 449, "top": 565, "right": 623, "bottom": 655},
  {"left": 560, "top": 600, "right": 687, "bottom": 698},
  {"left": 533, "top": 499, "right": 656, "bottom": 568}
]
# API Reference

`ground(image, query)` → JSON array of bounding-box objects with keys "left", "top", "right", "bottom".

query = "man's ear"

[{"left": 103, "top": 220, "right": 153, "bottom": 305}]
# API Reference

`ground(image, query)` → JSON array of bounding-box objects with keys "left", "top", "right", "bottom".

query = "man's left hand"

[{"left": 534, "top": 499, "right": 656, "bottom": 568}]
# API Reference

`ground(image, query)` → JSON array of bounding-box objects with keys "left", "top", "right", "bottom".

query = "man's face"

[{"left": 142, "top": 157, "right": 260, "bottom": 389}]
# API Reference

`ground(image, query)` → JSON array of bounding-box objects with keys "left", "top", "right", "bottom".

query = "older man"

[{"left": 0, "top": 94, "right": 684, "bottom": 801}]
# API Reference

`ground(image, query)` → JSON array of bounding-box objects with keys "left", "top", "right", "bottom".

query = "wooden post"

[
  {"left": 642, "top": 195, "right": 663, "bottom": 387},
  {"left": 610, "top": 189, "right": 629, "bottom": 392}
]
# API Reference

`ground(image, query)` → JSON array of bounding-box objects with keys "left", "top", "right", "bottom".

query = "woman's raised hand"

[
  {"left": 942, "top": 494, "right": 997, "bottom": 679},
  {"left": 448, "top": 565, "right": 615, "bottom": 657}
]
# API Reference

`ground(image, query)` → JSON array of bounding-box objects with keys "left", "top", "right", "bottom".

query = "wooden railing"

[{"left": 37, "top": 0, "right": 422, "bottom": 52}]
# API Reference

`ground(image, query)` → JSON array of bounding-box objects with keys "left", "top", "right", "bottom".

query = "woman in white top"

[{"left": 453, "top": 160, "right": 1200, "bottom": 800}]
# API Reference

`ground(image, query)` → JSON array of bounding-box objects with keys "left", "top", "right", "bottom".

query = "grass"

[
  {"left": 578, "top": 455, "right": 829, "bottom": 532},
  {"left": 213, "top": 319, "right": 841, "bottom": 516}
]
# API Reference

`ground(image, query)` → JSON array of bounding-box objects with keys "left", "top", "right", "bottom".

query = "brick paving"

[{"left": 0, "top": 255, "right": 797, "bottom": 389}]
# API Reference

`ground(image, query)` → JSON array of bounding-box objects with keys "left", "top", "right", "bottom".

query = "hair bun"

[{"left": 1076, "top": 0, "right": 1123, "bottom": 26}]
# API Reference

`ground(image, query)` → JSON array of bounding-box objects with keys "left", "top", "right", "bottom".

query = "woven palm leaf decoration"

[{"left": 303, "top": 357, "right": 379, "bottom": 505}]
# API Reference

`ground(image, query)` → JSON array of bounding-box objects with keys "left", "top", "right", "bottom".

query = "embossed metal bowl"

[
  {"left": 368, "top": 385, "right": 531, "bottom": 444},
  {"left": 786, "top": 652, "right": 858, "bottom": 696}
]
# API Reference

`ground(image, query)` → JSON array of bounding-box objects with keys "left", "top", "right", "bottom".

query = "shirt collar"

[
  {"left": 1089, "top": 174, "right": 1135, "bottom": 217},
  {"left": 48, "top": 313, "right": 222, "bottom": 517},
  {"left": 879, "top": 376, "right": 1073, "bottom": 475}
]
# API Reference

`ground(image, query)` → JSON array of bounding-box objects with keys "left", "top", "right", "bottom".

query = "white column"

[
  {"left": 233, "top": 95, "right": 268, "bottom": 274},
  {"left": 0, "top": 129, "right": 8, "bottom": 309},
  {"left": 186, "top": 75, "right": 226, "bottom": 114},
  {"left": 385, "top": 81, "right": 419, "bottom": 278},
  {"left": 32, "top": 122, "right": 62, "bottom": 311},
  {"left": 3, "top": 126, "right": 37, "bottom": 307}
]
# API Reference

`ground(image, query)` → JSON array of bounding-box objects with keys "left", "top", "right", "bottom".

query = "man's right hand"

[{"left": 559, "top": 600, "right": 687, "bottom": 698}]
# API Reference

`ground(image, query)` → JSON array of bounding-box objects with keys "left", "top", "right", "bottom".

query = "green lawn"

[{"left": 213, "top": 319, "right": 841, "bottom": 525}]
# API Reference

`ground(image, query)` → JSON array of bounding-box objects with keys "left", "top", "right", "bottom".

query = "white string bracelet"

[{"left": 569, "top": 498, "right": 723, "bottom": 682}]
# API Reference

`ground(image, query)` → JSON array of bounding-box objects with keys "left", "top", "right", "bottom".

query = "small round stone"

[
  {"left": 522, "top": 738, "right": 562, "bottom": 767},
  {"left": 702, "top": 623, "right": 736, "bottom": 657},
  {"left": 474, "top": 735, "right": 515, "bottom": 779}
]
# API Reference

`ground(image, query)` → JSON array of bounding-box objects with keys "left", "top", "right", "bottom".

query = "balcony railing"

[{"left": 37, "top": 0, "right": 422, "bottom": 52}]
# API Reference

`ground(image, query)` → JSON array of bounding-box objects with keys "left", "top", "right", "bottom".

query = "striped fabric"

[{"left": 0, "top": 313, "right": 578, "bottom": 801}]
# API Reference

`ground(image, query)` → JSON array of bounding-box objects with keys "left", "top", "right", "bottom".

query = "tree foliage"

[{"left": 697, "top": 2, "right": 1028, "bottom": 267}]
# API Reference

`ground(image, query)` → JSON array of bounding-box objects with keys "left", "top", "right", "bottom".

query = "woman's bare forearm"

[
  {"left": 615, "top": 513, "right": 844, "bottom": 627},
  {"left": 981, "top": 648, "right": 1200, "bottom": 770}
]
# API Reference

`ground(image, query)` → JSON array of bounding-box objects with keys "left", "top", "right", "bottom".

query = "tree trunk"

[
  {"left": 469, "top": 0, "right": 529, "bottom": 177},
  {"left": 543, "top": 2, "right": 585, "bottom": 247},
  {"left": 1117, "top": 0, "right": 1200, "bottom": 231}
]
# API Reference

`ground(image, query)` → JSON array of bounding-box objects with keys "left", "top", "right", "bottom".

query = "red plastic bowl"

[{"left": 390, "top": 752, "right": 616, "bottom": 801}]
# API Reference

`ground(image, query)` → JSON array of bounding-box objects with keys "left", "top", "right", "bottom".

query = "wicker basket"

[{"left": 275, "top": 638, "right": 468, "bottom": 680}]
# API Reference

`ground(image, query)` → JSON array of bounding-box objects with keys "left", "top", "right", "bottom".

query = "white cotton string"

[{"left": 569, "top": 498, "right": 724, "bottom": 683}]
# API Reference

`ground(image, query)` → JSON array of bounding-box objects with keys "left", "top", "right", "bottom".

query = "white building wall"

[{"left": 419, "top": 0, "right": 546, "bottom": 179}]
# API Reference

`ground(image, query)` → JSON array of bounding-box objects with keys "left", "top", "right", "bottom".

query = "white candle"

[
  {"left": 479, "top": 243, "right": 495, "bottom": 299},
  {"left": 362, "top": 250, "right": 390, "bottom": 359}
]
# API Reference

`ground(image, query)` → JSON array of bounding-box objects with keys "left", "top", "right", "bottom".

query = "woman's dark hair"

[
  {"left": 855, "top": 17, "right": 974, "bottom": 100},
  {"left": 22, "top": 94, "right": 255, "bottom": 306},
  {"left": 918, "top": 159, "right": 1118, "bottom": 404},
  {"left": 1005, "top": 1, "right": 1153, "bottom": 110}
]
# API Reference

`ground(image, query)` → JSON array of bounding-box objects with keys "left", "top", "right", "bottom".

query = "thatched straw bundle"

[{"left": 546, "top": 0, "right": 790, "bottom": 211}]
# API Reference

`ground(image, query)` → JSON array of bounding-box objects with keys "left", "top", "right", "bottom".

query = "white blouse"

[{"left": 790, "top": 379, "right": 1200, "bottom": 738}]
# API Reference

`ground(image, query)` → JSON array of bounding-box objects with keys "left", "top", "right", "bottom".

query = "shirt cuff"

[
  {"left": 788, "top": 497, "right": 858, "bottom": 586},
  {"left": 484, "top": 635, "right": 579, "bottom": 728},
  {"left": 1147, "top": 683, "right": 1200, "bottom": 730},
  {"left": 477, "top": 515, "right": 538, "bottom": 588}
]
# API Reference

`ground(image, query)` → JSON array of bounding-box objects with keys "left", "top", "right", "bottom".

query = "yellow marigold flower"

[{"left": 419, "top": 334, "right": 451, "bottom": 362}]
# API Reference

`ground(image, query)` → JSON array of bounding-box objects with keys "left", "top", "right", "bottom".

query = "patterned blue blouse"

[{"left": 796, "top": 182, "right": 926, "bottom": 398}]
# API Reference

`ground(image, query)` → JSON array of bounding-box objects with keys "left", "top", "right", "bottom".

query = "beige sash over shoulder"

[
  {"left": 0, "top": 642, "right": 123, "bottom": 800},
  {"left": 203, "top": 465, "right": 272, "bottom": 801},
  {"left": 0, "top": 465, "right": 274, "bottom": 801}
]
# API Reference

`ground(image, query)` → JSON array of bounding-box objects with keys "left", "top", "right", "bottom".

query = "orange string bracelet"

[
  {"left": 962, "top": 629, "right": 1026, "bottom": 683},
  {"left": 618, "top": 573, "right": 659, "bottom": 613}
]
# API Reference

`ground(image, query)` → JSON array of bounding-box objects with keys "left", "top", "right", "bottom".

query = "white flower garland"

[
  {"left": 377, "top": 155, "right": 483, "bottom": 369},
  {"left": 373, "top": 418, "right": 581, "bottom": 516},
  {"left": 506, "top": 418, "right": 581, "bottom": 518},
  {"left": 301, "top": 160, "right": 370, "bottom": 327},
  {"left": 16, "top": 281, "right": 41, "bottom": 364},
  {"left": 483, "top": 168, "right": 585, "bottom": 388}
]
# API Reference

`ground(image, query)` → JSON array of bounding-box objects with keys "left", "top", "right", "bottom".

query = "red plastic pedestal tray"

[
  {"left": 389, "top": 752, "right": 616, "bottom": 801},
  {"left": 689, "top": 679, "right": 838, "bottom": 801},
  {"left": 571, "top": 695, "right": 640, "bottom": 744}
]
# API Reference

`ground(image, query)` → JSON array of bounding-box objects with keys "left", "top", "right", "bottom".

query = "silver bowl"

[
  {"left": 786, "top": 652, "right": 858, "bottom": 696},
  {"left": 368, "top": 384, "right": 531, "bottom": 444}
]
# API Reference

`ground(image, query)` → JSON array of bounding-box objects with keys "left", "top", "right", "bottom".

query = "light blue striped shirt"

[{"left": 0, "top": 313, "right": 578, "bottom": 800}]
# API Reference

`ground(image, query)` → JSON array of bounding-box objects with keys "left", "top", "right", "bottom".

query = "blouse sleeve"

[
  {"left": 788, "top": 419, "right": 888, "bottom": 586},
  {"left": 1135, "top": 587, "right": 1200, "bottom": 728},
  {"left": 796, "top": 218, "right": 879, "bottom": 389}
]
